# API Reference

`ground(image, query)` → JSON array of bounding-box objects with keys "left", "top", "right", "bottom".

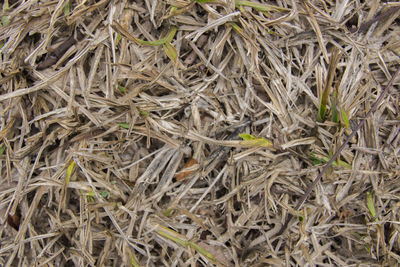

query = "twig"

[
  {"left": 351, "top": 6, "right": 400, "bottom": 33},
  {"left": 37, "top": 30, "right": 85, "bottom": 70},
  {"left": 183, "top": 35, "right": 208, "bottom": 67},
  {"left": 276, "top": 66, "right": 400, "bottom": 237}
]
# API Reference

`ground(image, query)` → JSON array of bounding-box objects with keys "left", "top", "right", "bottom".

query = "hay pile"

[{"left": 1, "top": 1, "right": 399, "bottom": 266}]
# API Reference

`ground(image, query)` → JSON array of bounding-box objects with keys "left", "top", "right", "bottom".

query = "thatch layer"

[{"left": 0, "top": 1, "right": 399, "bottom": 266}]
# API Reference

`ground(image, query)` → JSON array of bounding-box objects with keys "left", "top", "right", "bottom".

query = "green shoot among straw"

[
  {"left": 112, "top": 21, "right": 177, "bottom": 46},
  {"left": 129, "top": 251, "right": 141, "bottom": 267},
  {"left": 235, "top": 0, "right": 290, "bottom": 13},
  {"left": 331, "top": 89, "right": 339, "bottom": 123},
  {"left": 317, "top": 48, "right": 341, "bottom": 122},
  {"left": 340, "top": 109, "right": 350, "bottom": 129},
  {"left": 65, "top": 160, "right": 76, "bottom": 184},
  {"left": 239, "top": 133, "right": 272, "bottom": 147},
  {"left": 63, "top": 1, "right": 70, "bottom": 16},
  {"left": 308, "top": 151, "right": 351, "bottom": 168},
  {"left": 118, "top": 123, "right": 130, "bottom": 129},
  {"left": 155, "top": 224, "right": 222, "bottom": 265},
  {"left": 118, "top": 85, "right": 127, "bottom": 93},
  {"left": 112, "top": 21, "right": 178, "bottom": 62},
  {"left": 0, "top": 144, "right": 6, "bottom": 156},
  {"left": 2, "top": 0, "right": 9, "bottom": 27},
  {"left": 366, "top": 191, "right": 378, "bottom": 222}
]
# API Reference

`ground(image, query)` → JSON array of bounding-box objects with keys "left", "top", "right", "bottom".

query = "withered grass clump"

[{"left": 1, "top": 1, "right": 400, "bottom": 266}]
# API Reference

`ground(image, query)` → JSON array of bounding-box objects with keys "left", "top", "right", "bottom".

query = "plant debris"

[{"left": 0, "top": 1, "right": 399, "bottom": 266}]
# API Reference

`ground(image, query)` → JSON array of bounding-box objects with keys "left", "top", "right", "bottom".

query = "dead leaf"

[
  {"left": 7, "top": 211, "right": 21, "bottom": 231},
  {"left": 174, "top": 158, "right": 198, "bottom": 181}
]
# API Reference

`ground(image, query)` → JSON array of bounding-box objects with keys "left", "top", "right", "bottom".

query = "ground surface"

[{"left": 0, "top": 1, "right": 400, "bottom": 266}]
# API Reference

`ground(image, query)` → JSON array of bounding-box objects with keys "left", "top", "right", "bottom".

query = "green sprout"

[
  {"left": 317, "top": 49, "right": 341, "bottom": 122},
  {"left": 2, "top": 0, "right": 9, "bottom": 27},
  {"left": 118, "top": 123, "right": 130, "bottom": 129},
  {"left": 366, "top": 192, "right": 378, "bottom": 222},
  {"left": 239, "top": 133, "right": 272, "bottom": 147},
  {"left": 0, "top": 144, "right": 6, "bottom": 156},
  {"left": 118, "top": 85, "right": 127, "bottom": 93},
  {"left": 63, "top": 1, "right": 70, "bottom": 16}
]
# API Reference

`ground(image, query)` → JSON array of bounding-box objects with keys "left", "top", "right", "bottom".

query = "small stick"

[
  {"left": 183, "top": 35, "right": 208, "bottom": 67},
  {"left": 351, "top": 6, "right": 400, "bottom": 33},
  {"left": 276, "top": 66, "right": 400, "bottom": 237},
  {"left": 37, "top": 30, "right": 84, "bottom": 70}
]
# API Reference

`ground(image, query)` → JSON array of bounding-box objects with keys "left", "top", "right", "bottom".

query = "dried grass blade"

[{"left": 303, "top": 1, "right": 329, "bottom": 62}]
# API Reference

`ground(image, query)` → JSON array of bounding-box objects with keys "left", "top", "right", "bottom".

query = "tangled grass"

[{"left": 0, "top": 1, "right": 399, "bottom": 266}]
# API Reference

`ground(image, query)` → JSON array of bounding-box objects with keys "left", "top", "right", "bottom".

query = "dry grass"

[{"left": 1, "top": 1, "right": 400, "bottom": 266}]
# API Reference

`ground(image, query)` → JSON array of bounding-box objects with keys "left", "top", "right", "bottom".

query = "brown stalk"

[{"left": 37, "top": 30, "right": 85, "bottom": 70}]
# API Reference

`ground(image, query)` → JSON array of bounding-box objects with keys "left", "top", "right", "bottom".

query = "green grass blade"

[
  {"left": 129, "top": 251, "right": 141, "bottom": 267},
  {"left": 135, "top": 38, "right": 164, "bottom": 46},
  {"left": 139, "top": 110, "right": 149, "bottom": 117},
  {"left": 317, "top": 48, "right": 341, "bottom": 122},
  {"left": 0, "top": 144, "right": 6, "bottom": 156},
  {"left": 240, "top": 139, "right": 272, "bottom": 147},
  {"left": 366, "top": 192, "right": 377, "bottom": 221},
  {"left": 164, "top": 26, "right": 178, "bottom": 43},
  {"left": 230, "top": 22, "right": 248, "bottom": 39},
  {"left": 66, "top": 160, "right": 76, "bottom": 184},
  {"left": 331, "top": 105, "right": 339, "bottom": 123},
  {"left": 195, "top": 0, "right": 216, "bottom": 3},
  {"left": 340, "top": 108, "right": 350, "bottom": 128},
  {"left": 64, "top": 1, "right": 70, "bottom": 16},
  {"left": 101, "top": 191, "right": 109, "bottom": 198},
  {"left": 118, "top": 123, "right": 130, "bottom": 129},
  {"left": 230, "top": 22, "right": 243, "bottom": 33},
  {"left": 156, "top": 225, "right": 187, "bottom": 247},
  {"left": 2, "top": 16, "right": 8, "bottom": 27},
  {"left": 336, "top": 160, "right": 351, "bottom": 168},
  {"left": 155, "top": 224, "right": 221, "bottom": 265},
  {"left": 235, "top": 1, "right": 290, "bottom": 12},
  {"left": 162, "top": 43, "right": 178, "bottom": 62},
  {"left": 308, "top": 151, "right": 351, "bottom": 168},
  {"left": 239, "top": 133, "right": 256, "bottom": 140},
  {"left": 317, "top": 100, "right": 327, "bottom": 122},
  {"left": 162, "top": 4, "right": 195, "bottom": 19},
  {"left": 331, "top": 90, "right": 339, "bottom": 123},
  {"left": 236, "top": 0, "right": 270, "bottom": 13},
  {"left": 112, "top": 21, "right": 177, "bottom": 46},
  {"left": 188, "top": 242, "right": 218, "bottom": 262},
  {"left": 2, "top": 0, "right": 9, "bottom": 27},
  {"left": 239, "top": 133, "right": 272, "bottom": 147},
  {"left": 118, "top": 85, "right": 127, "bottom": 93}
]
